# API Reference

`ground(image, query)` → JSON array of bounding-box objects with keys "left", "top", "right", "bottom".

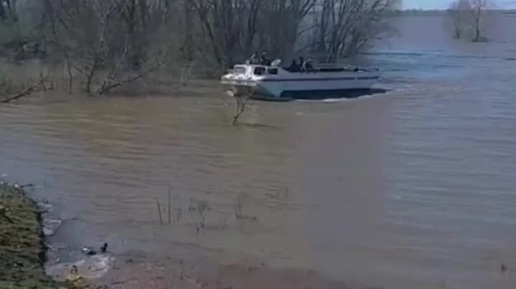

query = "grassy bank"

[{"left": 0, "top": 184, "right": 58, "bottom": 289}]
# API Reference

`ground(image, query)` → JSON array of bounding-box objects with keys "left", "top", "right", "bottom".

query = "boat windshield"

[
  {"left": 233, "top": 66, "right": 247, "bottom": 75},
  {"left": 253, "top": 66, "right": 266, "bottom": 76},
  {"left": 267, "top": 68, "right": 278, "bottom": 75}
]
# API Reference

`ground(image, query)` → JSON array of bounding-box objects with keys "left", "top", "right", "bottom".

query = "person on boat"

[
  {"left": 298, "top": 57, "right": 305, "bottom": 72},
  {"left": 287, "top": 59, "right": 300, "bottom": 72},
  {"left": 260, "top": 51, "right": 271, "bottom": 66},
  {"left": 301, "top": 58, "right": 313, "bottom": 72},
  {"left": 304, "top": 59, "right": 315, "bottom": 72},
  {"left": 246, "top": 53, "right": 258, "bottom": 65}
]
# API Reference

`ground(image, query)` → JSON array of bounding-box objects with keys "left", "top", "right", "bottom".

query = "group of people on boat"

[
  {"left": 246, "top": 52, "right": 272, "bottom": 66},
  {"left": 245, "top": 52, "right": 315, "bottom": 73},
  {"left": 285, "top": 57, "right": 314, "bottom": 73}
]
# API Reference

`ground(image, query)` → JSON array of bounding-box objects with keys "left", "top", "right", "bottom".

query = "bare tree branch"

[
  {"left": 2, "top": 75, "right": 50, "bottom": 104},
  {"left": 97, "top": 52, "right": 167, "bottom": 95}
]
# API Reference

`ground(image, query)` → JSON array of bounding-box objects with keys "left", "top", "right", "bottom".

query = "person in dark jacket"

[
  {"left": 298, "top": 57, "right": 305, "bottom": 71},
  {"left": 287, "top": 60, "right": 300, "bottom": 72},
  {"left": 260, "top": 51, "right": 271, "bottom": 66}
]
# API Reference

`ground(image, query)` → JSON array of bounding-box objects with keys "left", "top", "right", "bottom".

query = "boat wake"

[{"left": 293, "top": 88, "right": 389, "bottom": 103}]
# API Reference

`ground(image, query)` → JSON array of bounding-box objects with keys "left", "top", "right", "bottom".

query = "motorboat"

[{"left": 220, "top": 60, "right": 381, "bottom": 100}]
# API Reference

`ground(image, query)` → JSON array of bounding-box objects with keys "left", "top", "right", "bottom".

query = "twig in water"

[
  {"left": 156, "top": 198, "right": 163, "bottom": 225},
  {"left": 233, "top": 194, "right": 244, "bottom": 220},
  {"left": 196, "top": 200, "right": 209, "bottom": 233},
  {"left": 167, "top": 186, "right": 172, "bottom": 224},
  {"left": 231, "top": 86, "right": 257, "bottom": 126},
  {"left": 232, "top": 95, "right": 250, "bottom": 126},
  {"left": 189, "top": 199, "right": 210, "bottom": 234},
  {"left": 175, "top": 196, "right": 183, "bottom": 223},
  {"left": 97, "top": 51, "right": 167, "bottom": 95}
]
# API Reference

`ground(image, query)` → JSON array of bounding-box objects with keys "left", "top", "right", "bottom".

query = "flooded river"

[{"left": 1, "top": 15, "right": 516, "bottom": 289}]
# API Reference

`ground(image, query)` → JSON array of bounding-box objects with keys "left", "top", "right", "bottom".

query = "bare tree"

[
  {"left": 256, "top": 0, "right": 316, "bottom": 57},
  {"left": 0, "top": 0, "right": 17, "bottom": 21},
  {"left": 447, "top": 0, "right": 493, "bottom": 42},
  {"left": 38, "top": 0, "right": 177, "bottom": 94},
  {"left": 232, "top": 92, "right": 252, "bottom": 126},
  {"left": 0, "top": 65, "right": 53, "bottom": 103},
  {"left": 189, "top": 0, "right": 315, "bottom": 69},
  {"left": 470, "top": 0, "right": 490, "bottom": 42},
  {"left": 303, "top": 0, "right": 400, "bottom": 62},
  {"left": 447, "top": 0, "right": 470, "bottom": 39},
  {"left": 0, "top": 0, "right": 23, "bottom": 49},
  {"left": 1, "top": 75, "right": 51, "bottom": 103},
  {"left": 0, "top": 2, "right": 5, "bottom": 20}
]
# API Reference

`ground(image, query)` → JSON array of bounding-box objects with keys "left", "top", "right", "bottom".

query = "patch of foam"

[
  {"left": 43, "top": 219, "right": 62, "bottom": 236},
  {"left": 296, "top": 94, "right": 377, "bottom": 103},
  {"left": 38, "top": 201, "right": 53, "bottom": 213},
  {"left": 295, "top": 98, "right": 352, "bottom": 103}
]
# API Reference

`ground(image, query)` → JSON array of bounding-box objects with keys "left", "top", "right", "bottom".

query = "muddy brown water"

[{"left": 1, "top": 15, "right": 516, "bottom": 289}]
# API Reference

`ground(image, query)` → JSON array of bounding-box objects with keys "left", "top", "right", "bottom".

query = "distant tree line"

[{"left": 0, "top": 0, "right": 399, "bottom": 94}]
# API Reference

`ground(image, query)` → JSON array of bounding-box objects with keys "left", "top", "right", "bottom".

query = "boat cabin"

[
  {"left": 230, "top": 63, "right": 368, "bottom": 78},
  {"left": 232, "top": 65, "right": 280, "bottom": 77}
]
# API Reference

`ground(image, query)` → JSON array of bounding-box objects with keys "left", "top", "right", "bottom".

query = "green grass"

[{"left": 0, "top": 184, "right": 59, "bottom": 289}]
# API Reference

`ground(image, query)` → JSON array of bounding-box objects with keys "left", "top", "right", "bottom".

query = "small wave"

[
  {"left": 38, "top": 200, "right": 53, "bottom": 213},
  {"left": 296, "top": 98, "right": 355, "bottom": 103},
  {"left": 37, "top": 200, "right": 63, "bottom": 236},
  {"left": 43, "top": 219, "right": 62, "bottom": 236},
  {"left": 294, "top": 90, "right": 392, "bottom": 103}
]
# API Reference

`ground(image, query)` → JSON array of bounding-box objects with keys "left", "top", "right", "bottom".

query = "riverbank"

[{"left": 0, "top": 183, "right": 58, "bottom": 288}]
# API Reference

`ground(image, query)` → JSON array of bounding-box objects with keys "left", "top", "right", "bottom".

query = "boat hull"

[
  {"left": 220, "top": 64, "right": 381, "bottom": 100},
  {"left": 279, "top": 88, "right": 384, "bottom": 100}
]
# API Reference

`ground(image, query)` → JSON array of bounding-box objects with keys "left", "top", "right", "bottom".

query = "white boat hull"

[
  {"left": 221, "top": 64, "right": 381, "bottom": 100},
  {"left": 260, "top": 74, "right": 379, "bottom": 98}
]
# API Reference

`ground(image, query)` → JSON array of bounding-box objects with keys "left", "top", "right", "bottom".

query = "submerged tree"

[
  {"left": 448, "top": 0, "right": 470, "bottom": 39},
  {"left": 470, "top": 0, "right": 491, "bottom": 42},
  {"left": 447, "top": 0, "right": 494, "bottom": 42}
]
